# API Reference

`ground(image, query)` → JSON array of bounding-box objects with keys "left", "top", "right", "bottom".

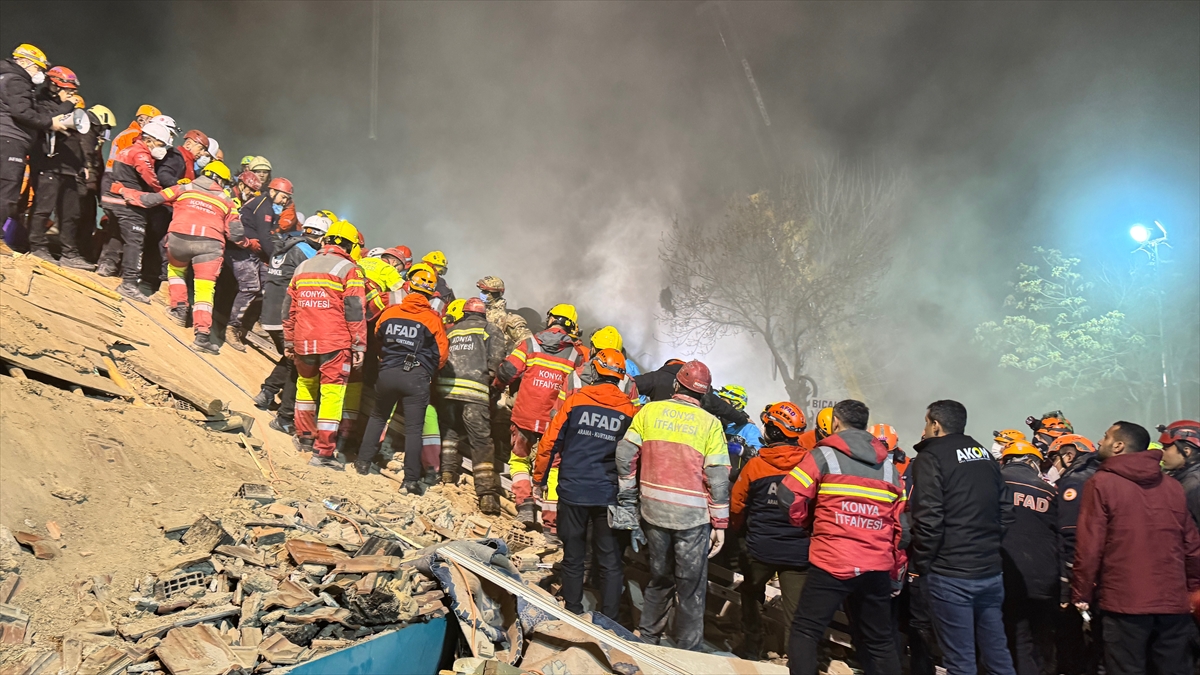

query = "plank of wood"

[
  {"left": 1, "top": 289, "right": 148, "bottom": 346},
  {"left": 101, "top": 356, "right": 145, "bottom": 407},
  {"left": 0, "top": 350, "right": 131, "bottom": 399},
  {"left": 126, "top": 357, "right": 223, "bottom": 416},
  {"left": 32, "top": 261, "right": 122, "bottom": 302},
  {"left": 331, "top": 556, "right": 402, "bottom": 573}
]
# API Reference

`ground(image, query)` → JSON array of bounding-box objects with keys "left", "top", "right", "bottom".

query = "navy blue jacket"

[{"left": 534, "top": 382, "right": 637, "bottom": 507}]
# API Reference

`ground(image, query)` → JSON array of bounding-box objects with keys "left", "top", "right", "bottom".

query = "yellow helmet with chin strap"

[
  {"left": 422, "top": 250, "right": 448, "bottom": 271},
  {"left": 445, "top": 299, "right": 466, "bottom": 323},
  {"left": 324, "top": 220, "right": 361, "bottom": 259},
  {"left": 201, "top": 160, "right": 232, "bottom": 183},
  {"left": 590, "top": 325, "right": 623, "bottom": 352},
  {"left": 408, "top": 262, "right": 438, "bottom": 296},
  {"left": 547, "top": 304, "right": 579, "bottom": 337}
]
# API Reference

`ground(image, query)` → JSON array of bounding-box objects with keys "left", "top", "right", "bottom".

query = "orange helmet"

[
  {"left": 592, "top": 348, "right": 627, "bottom": 380},
  {"left": 1001, "top": 440, "right": 1043, "bottom": 461},
  {"left": 1048, "top": 434, "right": 1096, "bottom": 455},
  {"left": 869, "top": 424, "right": 899, "bottom": 452},
  {"left": 407, "top": 262, "right": 438, "bottom": 296},
  {"left": 761, "top": 402, "right": 807, "bottom": 439}
]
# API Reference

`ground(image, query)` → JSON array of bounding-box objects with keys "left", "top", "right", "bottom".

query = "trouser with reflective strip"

[
  {"left": 294, "top": 350, "right": 352, "bottom": 457},
  {"left": 228, "top": 256, "right": 262, "bottom": 329},
  {"left": 338, "top": 363, "right": 363, "bottom": 446},
  {"left": 165, "top": 233, "right": 224, "bottom": 336},
  {"left": 509, "top": 425, "right": 542, "bottom": 507},
  {"left": 539, "top": 468, "right": 559, "bottom": 533},
  {"left": 438, "top": 399, "right": 498, "bottom": 496}
]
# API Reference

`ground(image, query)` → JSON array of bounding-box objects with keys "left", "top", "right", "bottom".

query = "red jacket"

[
  {"left": 121, "top": 176, "right": 244, "bottom": 244},
  {"left": 777, "top": 429, "right": 909, "bottom": 579},
  {"left": 282, "top": 245, "right": 368, "bottom": 356},
  {"left": 495, "top": 326, "right": 588, "bottom": 433},
  {"left": 1072, "top": 450, "right": 1200, "bottom": 614},
  {"left": 101, "top": 140, "right": 161, "bottom": 208}
]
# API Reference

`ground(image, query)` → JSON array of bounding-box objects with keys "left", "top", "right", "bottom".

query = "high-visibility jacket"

[
  {"left": 777, "top": 429, "right": 909, "bottom": 579},
  {"left": 121, "top": 176, "right": 245, "bottom": 243},
  {"left": 105, "top": 120, "right": 141, "bottom": 171},
  {"left": 359, "top": 257, "right": 403, "bottom": 322},
  {"left": 282, "top": 245, "right": 367, "bottom": 356},
  {"left": 617, "top": 394, "right": 731, "bottom": 530},
  {"left": 535, "top": 382, "right": 638, "bottom": 507},
  {"left": 495, "top": 326, "right": 587, "bottom": 434},
  {"left": 435, "top": 313, "right": 505, "bottom": 404}
]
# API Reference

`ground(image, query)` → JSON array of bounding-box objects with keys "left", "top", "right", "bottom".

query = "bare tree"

[{"left": 660, "top": 158, "right": 904, "bottom": 405}]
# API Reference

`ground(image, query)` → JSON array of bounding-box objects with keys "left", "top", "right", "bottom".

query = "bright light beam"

[{"left": 1130, "top": 223, "right": 1150, "bottom": 243}]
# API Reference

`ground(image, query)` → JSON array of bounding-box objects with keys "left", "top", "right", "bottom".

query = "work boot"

[
  {"left": 190, "top": 333, "right": 220, "bottom": 355},
  {"left": 59, "top": 255, "right": 95, "bottom": 271},
  {"left": 309, "top": 454, "right": 345, "bottom": 471},
  {"left": 542, "top": 530, "right": 561, "bottom": 548},
  {"left": 225, "top": 326, "right": 247, "bottom": 352},
  {"left": 165, "top": 305, "right": 188, "bottom": 327},
  {"left": 292, "top": 436, "right": 314, "bottom": 453},
  {"left": 353, "top": 461, "right": 372, "bottom": 476},
  {"left": 95, "top": 260, "right": 119, "bottom": 277},
  {"left": 440, "top": 470, "right": 459, "bottom": 485},
  {"left": 478, "top": 494, "right": 502, "bottom": 516},
  {"left": 29, "top": 248, "right": 54, "bottom": 262},
  {"left": 401, "top": 481, "right": 426, "bottom": 496},
  {"left": 253, "top": 388, "right": 275, "bottom": 411},
  {"left": 269, "top": 417, "right": 295, "bottom": 435},
  {"left": 517, "top": 502, "right": 541, "bottom": 531},
  {"left": 116, "top": 281, "right": 151, "bottom": 304}
]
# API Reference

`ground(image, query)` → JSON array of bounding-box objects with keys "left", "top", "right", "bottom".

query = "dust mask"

[
  {"left": 30, "top": 71, "right": 45, "bottom": 85},
  {"left": 272, "top": 203, "right": 284, "bottom": 215},
  {"left": 1043, "top": 465, "right": 1061, "bottom": 484},
  {"left": 195, "top": 155, "right": 211, "bottom": 170},
  {"left": 150, "top": 146, "right": 167, "bottom": 160},
  {"left": 990, "top": 442, "right": 1004, "bottom": 460}
]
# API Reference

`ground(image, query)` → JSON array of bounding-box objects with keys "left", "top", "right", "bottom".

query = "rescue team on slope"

[{"left": 4, "top": 43, "right": 1199, "bottom": 675}]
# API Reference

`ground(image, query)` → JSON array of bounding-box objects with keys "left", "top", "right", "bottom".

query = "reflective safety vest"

[
  {"left": 496, "top": 327, "right": 588, "bottom": 433},
  {"left": 435, "top": 313, "right": 505, "bottom": 404}
]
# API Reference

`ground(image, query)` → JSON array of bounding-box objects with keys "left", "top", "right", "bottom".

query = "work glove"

[
  {"left": 607, "top": 504, "right": 639, "bottom": 531},
  {"left": 631, "top": 526, "right": 647, "bottom": 553},
  {"left": 532, "top": 484, "right": 545, "bottom": 502},
  {"left": 708, "top": 529, "right": 725, "bottom": 559},
  {"left": 246, "top": 239, "right": 262, "bottom": 254}
]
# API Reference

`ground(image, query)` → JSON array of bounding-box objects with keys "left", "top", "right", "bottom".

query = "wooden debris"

[
  {"left": 126, "top": 357, "right": 223, "bottom": 416},
  {"left": 76, "top": 645, "right": 128, "bottom": 675},
  {"left": 32, "top": 259, "right": 122, "bottom": 301},
  {"left": 101, "top": 355, "right": 146, "bottom": 406},
  {"left": 333, "top": 555, "right": 402, "bottom": 574},
  {"left": 44, "top": 522, "right": 61, "bottom": 540},
  {"left": 0, "top": 575, "right": 23, "bottom": 604},
  {"left": 0, "top": 350, "right": 130, "bottom": 399},
  {"left": 119, "top": 605, "right": 240, "bottom": 641}
]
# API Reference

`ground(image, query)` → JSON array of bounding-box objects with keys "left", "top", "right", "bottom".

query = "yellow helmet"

[
  {"left": 816, "top": 407, "right": 835, "bottom": 439},
  {"left": 316, "top": 209, "right": 338, "bottom": 221},
  {"left": 201, "top": 160, "right": 232, "bottom": 183},
  {"left": 324, "top": 220, "right": 361, "bottom": 257},
  {"left": 993, "top": 429, "right": 1027, "bottom": 447},
  {"left": 136, "top": 104, "right": 161, "bottom": 119},
  {"left": 422, "top": 250, "right": 448, "bottom": 270},
  {"left": 445, "top": 299, "right": 467, "bottom": 323},
  {"left": 408, "top": 262, "right": 438, "bottom": 296},
  {"left": 89, "top": 105, "right": 116, "bottom": 127},
  {"left": 13, "top": 44, "right": 48, "bottom": 70},
  {"left": 547, "top": 304, "right": 579, "bottom": 336},
  {"left": 591, "top": 325, "right": 623, "bottom": 352}
]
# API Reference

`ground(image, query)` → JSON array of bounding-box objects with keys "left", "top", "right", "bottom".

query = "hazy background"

[{"left": 4, "top": 1, "right": 1197, "bottom": 446}]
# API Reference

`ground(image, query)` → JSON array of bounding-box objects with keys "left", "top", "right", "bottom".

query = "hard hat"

[
  {"left": 248, "top": 156, "right": 272, "bottom": 171},
  {"left": 761, "top": 402, "right": 807, "bottom": 439},
  {"left": 207, "top": 137, "right": 220, "bottom": 157},
  {"left": 136, "top": 104, "right": 161, "bottom": 119},
  {"left": 149, "top": 115, "right": 178, "bottom": 135},
  {"left": 183, "top": 129, "right": 209, "bottom": 148},
  {"left": 89, "top": 105, "right": 116, "bottom": 128},
  {"left": 1048, "top": 433, "right": 1096, "bottom": 455},
  {"left": 1001, "top": 440, "right": 1043, "bottom": 461},
  {"left": 201, "top": 160, "right": 231, "bottom": 183},
  {"left": 592, "top": 348, "right": 627, "bottom": 380},
  {"left": 12, "top": 44, "right": 48, "bottom": 70},
  {"left": 869, "top": 423, "right": 900, "bottom": 452},
  {"left": 268, "top": 177, "right": 293, "bottom": 194},
  {"left": 366, "top": 247, "right": 387, "bottom": 258},
  {"left": 140, "top": 122, "right": 172, "bottom": 144},
  {"left": 324, "top": 219, "right": 361, "bottom": 250},
  {"left": 316, "top": 209, "right": 338, "bottom": 221},
  {"left": 72, "top": 94, "right": 85, "bottom": 109},
  {"left": 1157, "top": 420, "right": 1200, "bottom": 453},
  {"left": 445, "top": 299, "right": 466, "bottom": 323},
  {"left": 385, "top": 246, "right": 413, "bottom": 267},
  {"left": 477, "top": 276, "right": 505, "bottom": 294},
  {"left": 463, "top": 298, "right": 486, "bottom": 315},
  {"left": 675, "top": 360, "right": 712, "bottom": 395},
  {"left": 590, "top": 326, "right": 623, "bottom": 352},
  {"left": 547, "top": 303, "right": 579, "bottom": 330},
  {"left": 237, "top": 171, "right": 263, "bottom": 191},
  {"left": 239, "top": 155, "right": 255, "bottom": 167},
  {"left": 716, "top": 384, "right": 749, "bottom": 411},
  {"left": 993, "top": 429, "right": 1027, "bottom": 447},
  {"left": 407, "top": 262, "right": 438, "bottom": 296},
  {"left": 46, "top": 66, "right": 79, "bottom": 89},
  {"left": 301, "top": 214, "right": 331, "bottom": 235},
  {"left": 815, "top": 407, "right": 835, "bottom": 438},
  {"left": 422, "top": 250, "right": 448, "bottom": 269}
]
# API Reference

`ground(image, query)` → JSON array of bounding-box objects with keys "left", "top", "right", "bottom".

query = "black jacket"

[
  {"left": 261, "top": 233, "right": 320, "bottom": 330},
  {"left": 1000, "top": 460, "right": 1059, "bottom": 600},
  {"left": 154, "top": 146, "right": 188, "bottom": 189},
  {"left": 436, "top": 312, "right": 505, "bottom": 404},
  {"left": 910, "top": 433, "right": 1014, "bottom": 579},
  {"left": 235, "top": 194, "right": 277, "bottom": 262},
  {"left": 29, "top": 96, "right": 78, "bottom": 175},
  {"left": 634, "top": 361, "right": 750, "bottom": 427},
  {"left": 1055, "top": 451, "right": 1100, "bottom": 600},
  {"left": 1167, "top": 458, "right": 1200, "bottom": 529},
  {"left": 0, "top": 58, "right": 53, "bottom": 145}
]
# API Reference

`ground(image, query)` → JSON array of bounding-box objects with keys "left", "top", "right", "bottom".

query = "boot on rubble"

[
  {"left": 116, "top": 281, "right": 151, "bottom": 303},
  {"left": 166, "top": 305, "right": 188, "bottom": 327},
  {"left": 516, "top": 502, "right": 541, "bottom": 531},
  {"left": 96, "top": 259, "right": 119, "bottom": 277},
  {"left": 478, "top": 494, "right": 502, "bottom": 516},
  {"left": 253, "top": 388, "right": 275, "bottom": 411},
  {"left": 190, "top": 333, "right": 220, "bottom": 355},
  {"left": 225, "top": 326, "right": 247, "bottom": 352},
  {"left": 59, "top": 255, "right": 95, "bottom": 271}
]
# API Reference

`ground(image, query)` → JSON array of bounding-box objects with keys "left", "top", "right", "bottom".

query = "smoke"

[{"left": 5, "top": 1, "right": 1196, "bottom": 444}]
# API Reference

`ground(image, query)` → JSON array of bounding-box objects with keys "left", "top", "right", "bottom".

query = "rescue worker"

[
  {"left": 730, "top": 401, "right": 810, "bottom": 660},
  {"left": 615, "top": 360, "right": 730, "bottom": 651},
  {"left": 97, "top": 120, "right": 172, "bottom": 301},
  {"left": 534, "top": 348, "right": 638, "bottom": 619},
  {"left": 420, "top": 250, "right": 455, "bottom": 304},
  {"left": 281, "top": 220, "right": 368, "bottom": 470},
  {"left": 27, "top": 66, "right": 87, "bottom": 265},
  {"left": 1160, "top": 420, "right": 1200, "bottom": 527},
  {"left": 992, "top": 428, "right": 1029, "bottom": 460},
  {"left": 717, "top": 384, "right": 763, "bottom": 480},
  {"left": 634, "top": 358, "right": 750, "bottom": 427},
  {"left": 910, "top": 400, "right": 1016, "bottom": 675},
  {"left": 998, "top": 441, "right": 1059, "bottom": 675},
  {"left": 106, "top": 103, "right": 159, "bottom": 170},
  {"left": 1, "top": 44, "right": 65, "bottom": 227},
  {"left": 228, "top": 177, "right": 291, "bottom": 350},
  {"left": 116, "top": 161, "right": 244, "bottom": 353},
  {"left": 356, "top": 262, "right": 448, "bottom": 491},
  {"left": 231, "top": 171, "right": 261, "bottom": 209},
  {"left": 81, "top": 104, "right": 117, "bottom": 261},
  {"left": 477, "top": 275, "right": 531, "bottom": 352},
  {"left": 1047, "top": 433, "right": 1100, "bottom": 675},
  {"left": 239, "top": 155, "right": 254, "bottom": 176},
  {"left": 797, "top": 407, "right": 834, "bottom": 451},
  {"left": 493, "top": 304, "right": 588, "bottom": 529},
  {"left": 1027, "top": 411, "right": 1072, "bottom": 457},
  {"left": 255, "top": 214, "right": 330, "bottom": 432},
  {"left": 777, "top": 399, "right": 908, "bottom": 675},
  {"left": 382, "top": 245, "right": 413, "bottom": 273},
  {"left": 247, "top": 156, "right": 271, "bottom": 187},
  {"left": 142, "top": 127, "right": 204, "bottom": 291},
  {"left": 434, "top": 297, "right": 505, "bottom": 510}
]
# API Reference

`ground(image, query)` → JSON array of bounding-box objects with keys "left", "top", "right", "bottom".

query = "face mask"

[
  {"left": 100, "top": 129, "right": 112, "bottom": 142},
  {"left": 150, "top": 146, "right": 167, "bottom": 160},
  {"left": 272, "top": 203, "right": 283, "bottom": 215},
  {"left": 479, "top": 292, "right": 488, "bottom": 303},
  {"left": 989, "top": 442, "right": 1004, "bottom": 460},
  {"left": 195, "top": 155, "right": 211, "bottom": 170},
  {"left": 1043, "top": 465, "right": 1061, "bottom": 484},
  {"left": 30, "top": 71, "right": 45, "bottom": 85}
]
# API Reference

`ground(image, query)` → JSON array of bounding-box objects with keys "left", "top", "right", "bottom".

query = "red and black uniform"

[
  {"left": 357, "top": 292, "right": 448, "bottom": 481},
  {"left": 281, "top": 244, "right": 367, "bottom": 458},
  {"left": 97, "top": 140, "right": 161, "bottom": 283}
]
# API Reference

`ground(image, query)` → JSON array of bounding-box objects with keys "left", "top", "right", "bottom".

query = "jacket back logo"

[
  {"left": 577, "top": 411, "right": 624, "bottom": 431},
  {"left": 1013, "top": 492, "right": 1050, "bottom": 512},
  {"left": 956, "top": 447, "right": 990, "bottom": 463}
]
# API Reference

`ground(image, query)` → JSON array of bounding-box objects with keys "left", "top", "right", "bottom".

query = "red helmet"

[
  {"left": 592, "top": 348, "right": 627, "bottom": 380},
  {"left": 183, "top": 129, "right": 209, "bottom": 147},
  {"left": 385, "top": 246, "right": 413, "bottom": 267},
  {"left": 462, "top": 298, "right": 486, "bottom": 315},
  {"left": 1158, "top": 420, "right": 1200, "bottom": 453},
  {"left": 268, "top": 177, "right": 293, "bottom": 194},
  {"left": 47, "top": 66, "right": 79, "bottom": 89},
  {"left": 675, "top": 360, "right": 711, "bottom": 395},
  {"left": 869, "top": 423, "right": 899, "bottom": 451},
  {"left": 238, "top": 171, "right": 263, "bottom": 191},
  {"left": 761, "top": 402, "right": 807, "bottom": 439}
]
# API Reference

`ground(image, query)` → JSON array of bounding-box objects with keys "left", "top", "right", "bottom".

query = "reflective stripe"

[
  {"left": 329, "top": 259, "right": 353, "bottom": 277},
  {"left": 317, "top": 421, "right": 340, "bottom": 432},
  {"left": 642, "top": 484, "right": 708, "bottom": 508},
  {"left": 527, "top": 357, "right": 575, "bottom": 374},
  {"left": 789, "top": 466, "right": 814, "bottom": 488},
  {"left": 709, "top": 504, "right": 730, "bottom": 518},
  {"left": 449, "top": 327, "right": 488, "bottom": 338},
  {"left": 295, "top": 278, "right": 345, "bottom": 291},
  {"left": 819, "top": 447, "right": 842, "bottom": 475},
  {"left": 818, "top": 483, "right": 900, "bottom": 503},
  {"left": 883, "top": 461, "right": 894, "bottom": 484}
]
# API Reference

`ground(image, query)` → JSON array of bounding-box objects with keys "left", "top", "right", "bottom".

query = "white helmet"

[
  {"left": 140, "top": 122, "right": 172, "bottom": 144},
  {"left": 301, "top": 215, "right": 331, "bottom": 235},
  {"left": 366, "top": 247, "right": 387, "bottom": 258},
  {"left": 148, "top": 115, "right": 178, "bottom": 136},
  {"left": 207, "top": 137, "right": 220, "bottom": 157}
]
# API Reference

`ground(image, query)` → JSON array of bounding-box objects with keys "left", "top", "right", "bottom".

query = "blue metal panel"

[{"left": 287, "top": 617, "right": 449, "bottom": 675}]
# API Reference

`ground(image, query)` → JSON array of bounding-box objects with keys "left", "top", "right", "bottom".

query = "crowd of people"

[{"left": 3, "top": 43, "right": 1199, "bottom": 675}]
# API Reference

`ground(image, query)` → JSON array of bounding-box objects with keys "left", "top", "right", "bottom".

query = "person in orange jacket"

[{"left": 105, "top": 104, "right": 159, "bottom": 171}]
